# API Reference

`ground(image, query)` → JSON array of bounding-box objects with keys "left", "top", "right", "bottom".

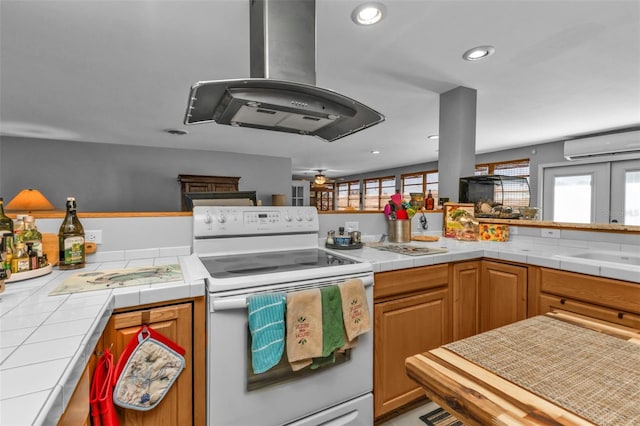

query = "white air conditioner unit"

[{"left": 564, "top": 130, "right": 640, "bottom": 160}]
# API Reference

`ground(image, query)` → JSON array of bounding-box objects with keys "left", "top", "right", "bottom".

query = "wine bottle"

[
  {"left": 0, "top": 198, "right": 13, "bottom": 234},
  {"left": 58, "top": 197, "right": 85, "bottom": 270}
]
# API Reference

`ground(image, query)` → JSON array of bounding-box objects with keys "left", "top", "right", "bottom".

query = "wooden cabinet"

[
  {"left": 102, "top": 302, "right": 195, "bottom": 425},
  {"left": 534, "top": 267, "right": 640, "bottom": 328},
  {"left": 373, "top": 264, "right": 450, "bottom": 419},
  {"left": 451, "top": 261, "right": 481, "bottom": 341},
  {"left": 451, "top": 260, "right": 526, "bottom": 338},
  {"left": 177, "top": 174, "right": 240, "bottom": 210},
  {"left": 57, "top": 337, "right": 102, "bottom": 426},
  {"left": 60, "top": 297, "right": 206, "bottom": 426},
  {"left": 480, "top": 260, "right": 527, "bottom": 332}
]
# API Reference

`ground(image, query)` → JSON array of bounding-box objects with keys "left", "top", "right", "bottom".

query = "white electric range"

[{"left": 192, "top": 206, "right": 374, "bottom": 426}]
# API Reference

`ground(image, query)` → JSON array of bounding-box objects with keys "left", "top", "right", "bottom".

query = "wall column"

[{"left": 437, "top": 86, "right": 477, "bottom": 202}]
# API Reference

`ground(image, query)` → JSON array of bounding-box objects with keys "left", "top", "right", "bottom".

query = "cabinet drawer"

[
  {"left": 540, "top": 268, "right": 640, "bottom": 314},
  {"left": 374, "top": 264, "right": 448, "bottom": 300},
  {"left": 539, "top": 293, "right": 640, "bottom": 329}
]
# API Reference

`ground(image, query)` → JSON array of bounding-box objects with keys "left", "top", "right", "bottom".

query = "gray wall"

[{"left": 0, "top": 137, "right": 292, "bottom": 211}]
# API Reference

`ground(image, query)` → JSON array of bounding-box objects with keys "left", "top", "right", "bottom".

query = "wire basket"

[{"left": 459, "top": 175, "right": 530, "bottom": 218}]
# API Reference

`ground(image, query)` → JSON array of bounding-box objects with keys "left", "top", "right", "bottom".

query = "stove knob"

[
  {"left": 284, "top": 214, "right": 292, "bottom": 222},
  {"left": 203, "top": 213, "right": 212, "bottom": 224},
  {"left": 217, "top": 214, "right": 226, "bottom": 223},
  {"left": 295, "top": 215, "right": 303, "bottom": 222},
  {"left": 305, "top": 214, "right": 313, "bottom": 221}
]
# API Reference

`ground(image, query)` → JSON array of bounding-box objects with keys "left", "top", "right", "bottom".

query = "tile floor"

[{"left": 377, "top": 400, "right": 439, "bottom": 426}]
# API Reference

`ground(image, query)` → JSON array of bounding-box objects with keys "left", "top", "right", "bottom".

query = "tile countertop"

[
  {"left": 324, "top": 234, "right": 640, "bottom": 283},
  {"left": 1, "top": 235, "right": 638, "bottom": 425},
  {"left": 0, "top": 253, "right": 207, "bottom": 426}
]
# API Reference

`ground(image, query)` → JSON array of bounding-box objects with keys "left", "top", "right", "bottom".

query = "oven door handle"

[
  {"left": 210, "top": 275, "right": 373, "bottom": 312},
  {"left": 211, "top": 297, "right": 249, "bottom": 312}
]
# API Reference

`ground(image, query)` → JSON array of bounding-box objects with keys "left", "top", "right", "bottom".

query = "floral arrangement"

[{"left": 383, "top": 193, "right": 418, "bottom": 220}]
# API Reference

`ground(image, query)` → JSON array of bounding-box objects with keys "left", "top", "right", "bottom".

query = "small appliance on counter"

[{"left": 459, "top": 175, "right": 530, "bottom": 219}]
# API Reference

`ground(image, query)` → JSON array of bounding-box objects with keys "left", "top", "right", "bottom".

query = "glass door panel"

[
  {"left": 611, "top": 159, "right": 640, "bottom": 225},
  {"left": 542, "top": 162, "right": 610, "bottom": 223},
  {"left": 553, "top": 175, "right": 592, "bottom": 223}
]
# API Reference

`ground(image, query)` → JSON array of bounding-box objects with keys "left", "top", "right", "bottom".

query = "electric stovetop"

[{"left": 200, "top": 248, "right": 359, "bottom": 279}]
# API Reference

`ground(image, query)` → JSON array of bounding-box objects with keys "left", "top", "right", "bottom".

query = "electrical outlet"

[
  {"left": 85, "top": 230, "right": 103, "bottom": 244},
  {"left": 345, "top": 221, "right": 359, "bottom": 231},
  {"left": 540, "top": 228, "right": 560, "bottom": 238}
]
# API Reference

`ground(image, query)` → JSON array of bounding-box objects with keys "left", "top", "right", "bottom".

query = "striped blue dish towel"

[{"left": 247, "top": 292, "right": 286, "bottom": 374}]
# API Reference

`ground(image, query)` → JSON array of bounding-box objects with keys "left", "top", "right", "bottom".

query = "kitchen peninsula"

[{"left": 1, "top": 212, "right": 639, "bottom": 425}]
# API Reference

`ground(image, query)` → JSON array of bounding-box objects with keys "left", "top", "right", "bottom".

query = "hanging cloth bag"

[
  {"left": 112, "top": 326, "right": 186, "bottom": 411},
  {"left": 90, "top": 347, "right": 120, "bottom": 426}
]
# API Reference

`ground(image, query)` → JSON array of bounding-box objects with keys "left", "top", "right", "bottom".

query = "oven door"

[{"left": 207, "top": 272, "right": 374, "bottom": 426}]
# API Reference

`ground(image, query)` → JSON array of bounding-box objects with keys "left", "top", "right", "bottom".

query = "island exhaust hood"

[{"left": 183, "top": 0, "right": 384, "bottom": 142}]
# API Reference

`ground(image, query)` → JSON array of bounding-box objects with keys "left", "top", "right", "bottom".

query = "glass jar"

[
  {"left": 19, "top": 216, "right": 43, "bottom": 257},
  {"left": 326, "top": 230, "right": 335, "bottom": 245}
]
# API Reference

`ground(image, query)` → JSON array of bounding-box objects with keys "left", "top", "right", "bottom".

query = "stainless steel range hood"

[{"left": 183, "top": 0, "right": 384, "bottom": 142}]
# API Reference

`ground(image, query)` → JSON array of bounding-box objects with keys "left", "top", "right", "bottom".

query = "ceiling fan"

[{"left": 311, "top": 169, "right": 335, "bottom": 190}]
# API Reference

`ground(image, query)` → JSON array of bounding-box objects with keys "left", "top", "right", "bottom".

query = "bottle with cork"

[{"left": 58, "top": 197, "right": 86, "bottom": 270}]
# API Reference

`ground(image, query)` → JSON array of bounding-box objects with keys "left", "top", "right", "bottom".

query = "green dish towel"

[{"left": 311, "top": 285, "right": 345, "bottom": 369}]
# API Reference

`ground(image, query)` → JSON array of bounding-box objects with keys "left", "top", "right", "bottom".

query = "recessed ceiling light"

[
  {"left": 462, "top": 45, "right": 495, "bottom": 61},
  {"left": 371, "top": 150, "right": 381, "bottom": 154},
  {"left": 427, "top": 134, "right": 439, "bottom": 140},
  {"left": 351, "top": 2, "right": 386, "bottom": 26},
  {"left": 164, "top": 128, "right": 188, "bottom": 135}
]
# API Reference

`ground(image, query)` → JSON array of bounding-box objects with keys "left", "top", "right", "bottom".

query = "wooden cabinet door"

[
  {"left": 211, "top": 182, "right": 238, "bottom": 192},
  {"left": 451, "top": 261, "right": 481, "bottom": 341},
  {"left": 374, "top": 288, "right": 450, "bottom": 418},
  {"left": 185, "top": 182, "right": 212, "bottom": 193},
  {"left": 103, "top": 303, "right": 193, "bottom": 426},
  {"left": 480, "top": 261, "right": 527, "bottom": 332},
  {"left": 58, "top": 336, "right": 102, "bottom": 426}
]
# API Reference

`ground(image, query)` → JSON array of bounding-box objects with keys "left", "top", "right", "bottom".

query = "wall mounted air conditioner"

[{"left": 564, "top": 130, "right": 640, "bottom": 160}]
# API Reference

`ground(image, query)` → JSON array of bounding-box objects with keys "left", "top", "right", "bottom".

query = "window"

[
  {"left": 475, "top": 159, "right": 530, "bottom": 177},
  {"left": 336, "top": 181, "right": 360, "bottom": 210},
  {"left": 363, "top": 176, "right": 396, "bottom": 210},
  {"left": 401, "top": 170, "right": 439, "bottom": 208}
]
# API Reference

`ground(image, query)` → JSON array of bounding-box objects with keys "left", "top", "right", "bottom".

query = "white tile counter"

[
  {"left": 0, "top": 253, "right": 206, "bottom": 426},
  {"left": 325, "top": 233, "right": 640, "bottom": 283},
  {"left": 1, "top": 230, "right": 638, "bottom": 426}
]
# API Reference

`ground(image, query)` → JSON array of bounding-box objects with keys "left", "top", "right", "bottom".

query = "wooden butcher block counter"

[{"left": 405, "top": 312, "right": 640, "bottom": 426}]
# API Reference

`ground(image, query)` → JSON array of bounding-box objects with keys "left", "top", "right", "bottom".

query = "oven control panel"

[{"left": 193, "top": 206, "right": 319, "bottom": 237}]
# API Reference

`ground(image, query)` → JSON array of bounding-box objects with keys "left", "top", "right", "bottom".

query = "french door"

[{"left": 541, "top": 158, "right": 640, "bottom": 225}]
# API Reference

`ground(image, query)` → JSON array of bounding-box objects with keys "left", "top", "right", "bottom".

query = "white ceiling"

[{"left": 1, "top": 0, "right": 639, "bottom": 181}]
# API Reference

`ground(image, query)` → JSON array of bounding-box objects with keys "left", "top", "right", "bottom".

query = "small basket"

[{"left": 388, "top": 219, "right": 411, "bottom": 243}]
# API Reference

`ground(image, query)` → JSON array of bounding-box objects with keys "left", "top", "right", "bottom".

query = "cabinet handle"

[
  {"left": 618, "top": 312, "right": 624, "bottom": 319},
  {"left": 560, "top": 298, "right": 566, "bottom": 305}
]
